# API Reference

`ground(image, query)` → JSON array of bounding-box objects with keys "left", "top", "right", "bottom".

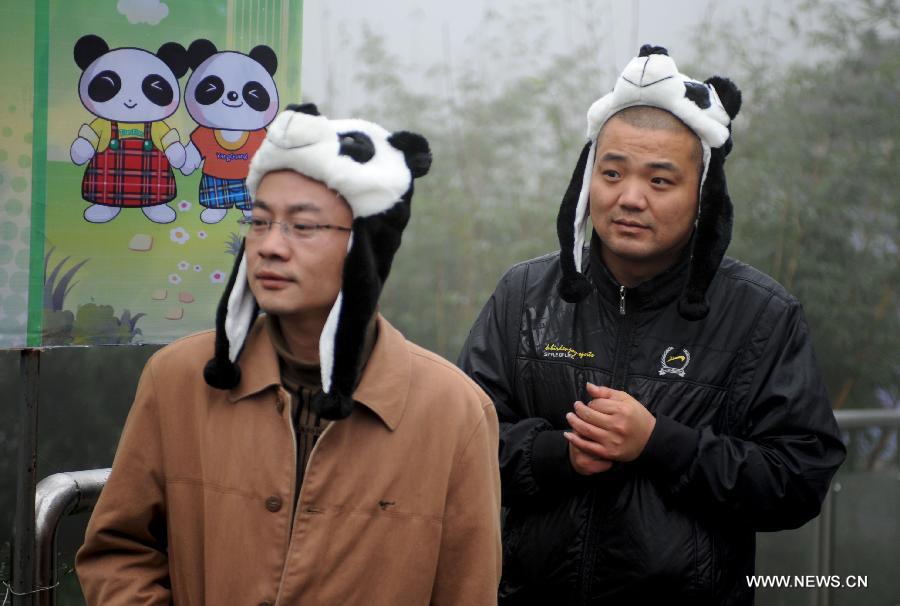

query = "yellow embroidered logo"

[
  {"left": 659, "top": 346, "right": 691, "bottom": 377},
  {"left": 544, "top": 343, "right": 595, "bottom": 360}
]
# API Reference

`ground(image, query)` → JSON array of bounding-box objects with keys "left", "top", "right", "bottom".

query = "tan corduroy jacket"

[{"left": 76, "top": 315, "right": 501, "bottom": 605}]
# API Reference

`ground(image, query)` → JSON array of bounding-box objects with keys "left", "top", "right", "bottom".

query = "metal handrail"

[
  {"left": 30, "top": 469, "right": 110, "bottom": 606},
  {"left": 21, "top": 410, "right": 900, "bottom": 605},
  {"left": 815, "top": 409, "right": 900, "bottom": 606},
  {"left": 834, "top": 408, "right": 900, "bottom": 429}
]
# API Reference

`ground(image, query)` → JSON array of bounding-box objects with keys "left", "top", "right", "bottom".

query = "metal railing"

[
  {"left": 814, "top": 409, "right": 900, "bottom": 606},
  {"left": 13, "top": 409, "right": 900, "bottom": 605},
  {"left": 14, "top": 470, "right": 110, "bottom": 606}
]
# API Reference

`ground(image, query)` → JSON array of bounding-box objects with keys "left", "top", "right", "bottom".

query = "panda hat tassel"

[
  {"left": 204, "top": 104, "right": 431, "bottom": 420},
  {"left": 557, "top": 45, "right": 742, "bottom": 319}
]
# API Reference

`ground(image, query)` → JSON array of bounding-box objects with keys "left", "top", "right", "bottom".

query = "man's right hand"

[{"left": 566, "top": 434, "right": 613, "bottom": 475}]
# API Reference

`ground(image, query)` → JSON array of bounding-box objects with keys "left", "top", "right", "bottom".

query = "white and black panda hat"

[
  {"left": 557, "top": 44, "right": 742, "bottom": 319},
  {"left": 204, "top": 103, "right": 431, "bottom": 420}
]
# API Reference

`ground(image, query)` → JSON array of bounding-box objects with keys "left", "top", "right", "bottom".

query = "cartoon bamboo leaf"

[
  {"left": 44, "top": 254, "right": 72, "bottom": 311},
  {"left": 130, "top": 313, "right": 147, "bottom": 332},
  {"left": 53, "top": 259, "right": 90, "bottom": 311},
  {"left": 63, "top": 280, "right": 80, "bottom": 303},
  {"left": 43, "top": 246, "right": 55, "bottom": 282}
]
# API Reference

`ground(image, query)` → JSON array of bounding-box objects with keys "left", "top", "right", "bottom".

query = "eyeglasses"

[{"left": 238, "top": 217, "right": 352, "bottom": 242}]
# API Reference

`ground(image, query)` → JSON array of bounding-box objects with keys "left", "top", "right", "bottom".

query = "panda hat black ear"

[
  {"left": 187, "top": 39, "right": 218, "bottom": 71},
  {"left": 388, "top": 131, "right": 432, "bottom": 178},
  {"left": 74, "top": 34, "right": 108, "bottom": 71},
  {"left": 286, "top": 102, "right": 320, "bottom": 116},
  {"left": 638, "top": 44, "right": 668, "bottom": 57},
  {"left": 249, "top": 44, "right": 278, "bottom": 76},
  {"left": 706, "top": 76, "right": 742, "bottom": 120},
  {"left": 157, "top": 42, "right": 189, "bottom": 79}
]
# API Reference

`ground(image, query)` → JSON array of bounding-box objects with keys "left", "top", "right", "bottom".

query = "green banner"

[{"left": 0, "top": 0, "right": 303, "bottom": 348}]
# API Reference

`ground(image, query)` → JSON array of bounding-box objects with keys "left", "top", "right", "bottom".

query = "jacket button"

[{"left": 265, "top": 496, "right": 282, "bottom": 512}]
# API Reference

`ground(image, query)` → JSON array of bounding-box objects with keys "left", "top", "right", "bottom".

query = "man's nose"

[
  {"left": 256, "top": 223, "right": 291, "bottom": 257},
  {"left": 617, "top": 178, "right": 649, "bottom": 210}
]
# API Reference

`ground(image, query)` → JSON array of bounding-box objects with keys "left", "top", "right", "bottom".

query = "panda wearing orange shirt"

[{"left": 181, "top": 40, "right": 280, "bottom": 224}]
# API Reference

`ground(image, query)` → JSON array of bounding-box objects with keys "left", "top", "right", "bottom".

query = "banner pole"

[{"left": 11, "top": 349, "right": 41, "bottom": 606}]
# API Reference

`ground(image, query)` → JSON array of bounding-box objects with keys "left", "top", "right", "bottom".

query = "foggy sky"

[{"left": 299, "top": 0, "right": 811, "bottom": 117}]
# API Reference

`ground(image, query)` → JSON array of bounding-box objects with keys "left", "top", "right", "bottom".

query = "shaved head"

[{"left": 598, "top": 106, "right": 703, "bottom": 170}]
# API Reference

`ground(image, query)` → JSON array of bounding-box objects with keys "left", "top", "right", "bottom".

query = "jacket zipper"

[
  {"left": 274, "top": 400, "right": 336, "bottom": 604},
  {"left": 580, "top": 285, "right": 633, "bottom": 604}
]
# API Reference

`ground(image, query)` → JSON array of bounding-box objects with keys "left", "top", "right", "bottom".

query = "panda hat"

[
  {"left": 204, "top": 103, "right": 431, "bottom": 420},
  {"left": 557, "top": 44, "right": 742, "bottom": 319}
]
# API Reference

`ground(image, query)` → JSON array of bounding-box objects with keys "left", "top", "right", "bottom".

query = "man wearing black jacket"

[{"left": 458, "top": 45, "right": 846, "bottom": 605}]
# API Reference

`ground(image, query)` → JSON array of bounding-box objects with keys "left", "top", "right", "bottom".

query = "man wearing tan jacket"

[{"left": 76, "top": 104, "right": 502, "bottom": 605}]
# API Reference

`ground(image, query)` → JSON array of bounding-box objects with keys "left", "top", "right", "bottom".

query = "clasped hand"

[{"left": 564, "top": 382, "right": 656, "bottom": 476}]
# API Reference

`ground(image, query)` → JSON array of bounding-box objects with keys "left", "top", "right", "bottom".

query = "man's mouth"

[
  {"left": 256, "top": 271, "right": 291, "bottom": 281},
  {"left": 613, "top": 219, "right": 649, "bottom": 229},
  {"left": 255, "top": 271, "right": 293, "bottom": 289}
]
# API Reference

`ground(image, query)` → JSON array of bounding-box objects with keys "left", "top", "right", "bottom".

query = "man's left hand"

[{"left": 565, "top": 383, "right": 656, "bottom": 462}]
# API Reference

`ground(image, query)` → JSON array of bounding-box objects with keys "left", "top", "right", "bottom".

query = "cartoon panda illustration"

[
  {"left": 70, "top": 34, "right": 188, "bottom": 224},
  {"left": 180, "top": 40, "right": 280, "bottom": 224}
]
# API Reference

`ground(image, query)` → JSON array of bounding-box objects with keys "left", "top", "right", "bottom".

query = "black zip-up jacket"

[{"left": 458, "top": 244, "right": 845, "bottom": 605}]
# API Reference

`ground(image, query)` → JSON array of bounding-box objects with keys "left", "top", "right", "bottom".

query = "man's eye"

[
  {"left": 291, "top": 224, "right": 316, "bottom": 238},
  {"left": 651, "top": 177, "right": 672, "bottom": 186},
  {"left": 602, "top": 170, "right": 620, "bottom": 179},
  {"left": 250, "top": 219, "right": 268, "bottom": 228}
]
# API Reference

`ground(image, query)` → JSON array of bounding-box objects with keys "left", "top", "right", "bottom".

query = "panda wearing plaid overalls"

[
  {"left": 71, "top": 35, "right": 189, "bottom": 224},
  {"left": 180, "top": 40, "right": 280, "bottom": 225}
]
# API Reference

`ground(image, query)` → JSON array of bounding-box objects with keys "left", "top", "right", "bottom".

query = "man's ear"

[{"left": 388, "top": 131, "right": 431, "bottom": 178}]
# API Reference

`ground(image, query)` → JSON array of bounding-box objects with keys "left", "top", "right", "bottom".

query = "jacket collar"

[
  {"left": 228, "top": 314, "right": 410, "bottom": 431},
  {"left": 585, "top": 230, "right": 691, "bottom": 312}
]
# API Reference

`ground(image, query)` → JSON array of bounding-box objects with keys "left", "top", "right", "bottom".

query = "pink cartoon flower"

[
  {"left": 197, "top": 230, "right": 208, "bottom": 240},
  {"left": 210, "top": 270, "right": 226, "bottom": 284},
  {"left": 178, "top": 200, "right": 191, "bottom": 212}
]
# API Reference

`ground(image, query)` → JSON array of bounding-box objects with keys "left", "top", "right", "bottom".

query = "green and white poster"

[{"left": 0, "top": 0, "right": 303, "bottom": 348}]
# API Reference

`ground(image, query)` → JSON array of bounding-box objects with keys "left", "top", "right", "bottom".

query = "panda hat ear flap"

[
  {"left": 312, "top": 133, "right": 426, "bottom": 421},
  {"left": 677, "top": 146, "right": 733, "bottom": 320},
  {"left": 204, "top": 241, "right": 259, "bottom": 390},
  {"left": 678, "top": 76, "right": 742, "bottom": 321},
  {"left": 313, "top": 192, "right": 413, "bottom": 421},
  {"left": 677, "top": 75, "right": 742, "bottom": 320},
  {"left": 74, "top": 34, "right": 108, "bottom": 70},
  {"left": 556, "top": 141, "right": 595, "bottom": 302}
]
